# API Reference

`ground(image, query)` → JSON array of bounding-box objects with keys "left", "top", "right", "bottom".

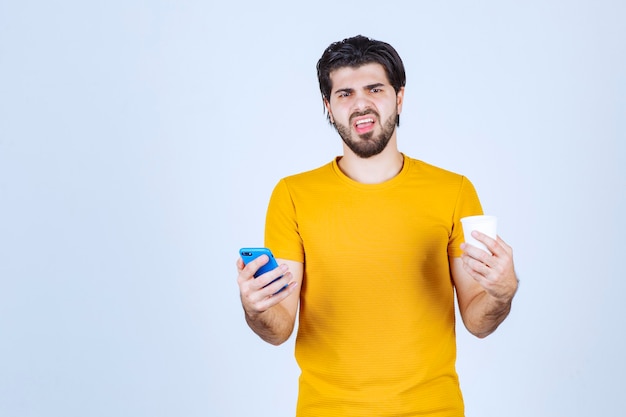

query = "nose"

[{"left": 352, "top": 91, "right": 373, "bottom": 112}]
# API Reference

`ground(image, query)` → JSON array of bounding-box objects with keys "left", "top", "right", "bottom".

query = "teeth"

[{"left": 355, "top": 118, "right": 374, "bottom": 126}]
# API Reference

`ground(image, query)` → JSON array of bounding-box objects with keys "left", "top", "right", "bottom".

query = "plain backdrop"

[{"left": 1, "top": 1, "right": 624, "bottom": 416}]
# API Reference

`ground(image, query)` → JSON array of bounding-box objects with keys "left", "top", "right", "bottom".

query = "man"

[{"left": 237, "top": 35, "right": 518, "bottom": 416}]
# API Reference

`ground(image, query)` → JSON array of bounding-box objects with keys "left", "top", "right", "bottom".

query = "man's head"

[
  {"left": 317, "top": 35, "right": 406, "bottom": 158},
  {"left": 317, "top": 35, "right": 406, "bottom": 126}
]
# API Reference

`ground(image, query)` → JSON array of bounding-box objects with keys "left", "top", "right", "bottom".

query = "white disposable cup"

[{"left": 460, "top": 215, "right": 498, "bottom": 253}]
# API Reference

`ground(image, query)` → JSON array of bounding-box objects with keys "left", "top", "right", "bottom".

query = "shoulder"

[
  {"left": 402, "top": 156, "right": 481, "bottom": 206},
  {"left": 268, "top": 160, "right": 336, "bottom": 203},
  {"left": 405, "top": 156, "right": 469, "bottom": 184},
  {"left": 406, "top": 156, "right": 458, "bottom": 175},
  {"left": 280, "top": 160, "right": 336, "bottom": 187}
]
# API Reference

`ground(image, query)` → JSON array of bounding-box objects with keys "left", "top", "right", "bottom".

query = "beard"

[{"left": 334, "top": 110, "right": 398, "bottom": 158}]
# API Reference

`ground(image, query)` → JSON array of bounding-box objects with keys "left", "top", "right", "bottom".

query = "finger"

[
  {"left": 254, "top": 281, "right": 298, "bottom": 312},
  {"left": 265, "top": 272, "right": 294, "bottom": 295},
  {"left": 471, "top": 230, "right": 498, "bottom": 252},
  {"left": 495, "top": 236, "right": 513, "bottom": 257},
  {"left": 253, "top": 264, "right": 289, "bottom": 290},
  {"left": 245, "top": 254, "right": 269, "bottom": 273},
  {"left": 475, "top": 233, "right": 514, "bottom": 260},
  {"left": 462, "top": 255, "right": 491, "bottom": 279},
  {"left": 238, "top": 254, "right": 271, "bottom": 284},
  {"left": 245, "top": 275, "right": 297, "bottom": 313},
  {"left": 461, "top": 242, "right": 493, "bottom": 266},
  {"left": 236, "top": 257, "right": 245, "bottom": 271}
]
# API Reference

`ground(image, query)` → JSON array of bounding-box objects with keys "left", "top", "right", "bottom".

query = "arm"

[
  {"left": 451, "top": 231, "right": 519, "bottom": 338},
  {"left": 236, "top": 255, "right": 303, "bottom": 345}
]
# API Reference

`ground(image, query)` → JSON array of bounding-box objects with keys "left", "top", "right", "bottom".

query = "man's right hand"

[
  {"left": 235, "top": 255, "right": 303, "bottom": 345},
  {"left": 236, "top": 255, "right": 294, "bottom": 316}
]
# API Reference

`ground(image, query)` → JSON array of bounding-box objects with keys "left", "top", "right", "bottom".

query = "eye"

[
  {"left": 338, "top": 91, "right": 351, "bottom": 98},
  {"left": 371, "top": 87, "right": 381, "bottom": 93}
]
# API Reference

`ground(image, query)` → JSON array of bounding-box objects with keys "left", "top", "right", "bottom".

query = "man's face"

[{"left": 325, "top": 63, "right": 404, "bottom": 158}]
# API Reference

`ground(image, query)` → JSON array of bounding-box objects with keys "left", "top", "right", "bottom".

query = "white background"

[{"left": 1, "top": 1, "right": 624, "bottom": 416}]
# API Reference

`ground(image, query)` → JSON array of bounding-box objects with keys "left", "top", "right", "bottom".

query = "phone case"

[
  {"left": 239, "top": 247, "right": 287, "bottom": 294},
  {"left": 239, "top": 247, "right": 279, "bottom": 278}
]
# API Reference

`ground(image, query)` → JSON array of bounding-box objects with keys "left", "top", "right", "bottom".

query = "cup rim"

[{"left": 460, "top": 215, "right": 497, "bottom": 223}]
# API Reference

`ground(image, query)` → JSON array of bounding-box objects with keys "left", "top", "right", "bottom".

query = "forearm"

[
  {"left": 463, "top": 291, "right": 514, "bottom": 338},
  {"left": 237, "top": 257, "right": 302, "bottom": 345},
  {"left": 244, "top": 303, "right": 295, "bottom": 346},
  {"left": 453, "top": 236, "right": 519, "bottom": 338}
]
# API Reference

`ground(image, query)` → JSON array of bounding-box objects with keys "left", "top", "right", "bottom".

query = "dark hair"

[{"left": 316, "top": 35, "right": 406, "bottom": 124}]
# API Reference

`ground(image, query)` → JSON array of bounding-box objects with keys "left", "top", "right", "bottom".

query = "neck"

[{"left": 338, "top": 141, "right": 404, "bottom": 184}]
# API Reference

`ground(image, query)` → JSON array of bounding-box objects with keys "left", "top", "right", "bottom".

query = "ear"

[
  {"left": 324, "top": 98, "right": 334, "bottom": 124},
  {"left": 396, "top": 87, "right": 405, "bottom": 115}
]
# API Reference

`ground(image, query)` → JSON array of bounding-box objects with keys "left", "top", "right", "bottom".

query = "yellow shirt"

[{"left": 265, "top": 155, "right": 483, "bottom": 416}]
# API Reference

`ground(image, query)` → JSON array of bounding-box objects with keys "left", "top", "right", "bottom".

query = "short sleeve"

[
  {"left": 264, "top": 178, "right": 305, "bottom": 263},
  {"left": 448, "top": 176, "right": 483, "bottom": 258}
]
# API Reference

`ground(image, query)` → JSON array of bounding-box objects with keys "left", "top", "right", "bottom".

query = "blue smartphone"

[{"left": 239, "top": 247, "right": 287, "bottom": 294}]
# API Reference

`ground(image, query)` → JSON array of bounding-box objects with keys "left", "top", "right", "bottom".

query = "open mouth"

[{"left": 353, "top": 117, "right": 376, "bottom": 134}]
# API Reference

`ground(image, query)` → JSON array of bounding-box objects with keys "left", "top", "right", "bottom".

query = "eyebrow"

[
  {"left": 333, "top": 83, "right": 386, "bottom": 95},
  {"left": 365, "top": 83, "right": 385, "bottom": 90},
  {"left": 334, "top": 87, "right": 354, "bottom": 95}
]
